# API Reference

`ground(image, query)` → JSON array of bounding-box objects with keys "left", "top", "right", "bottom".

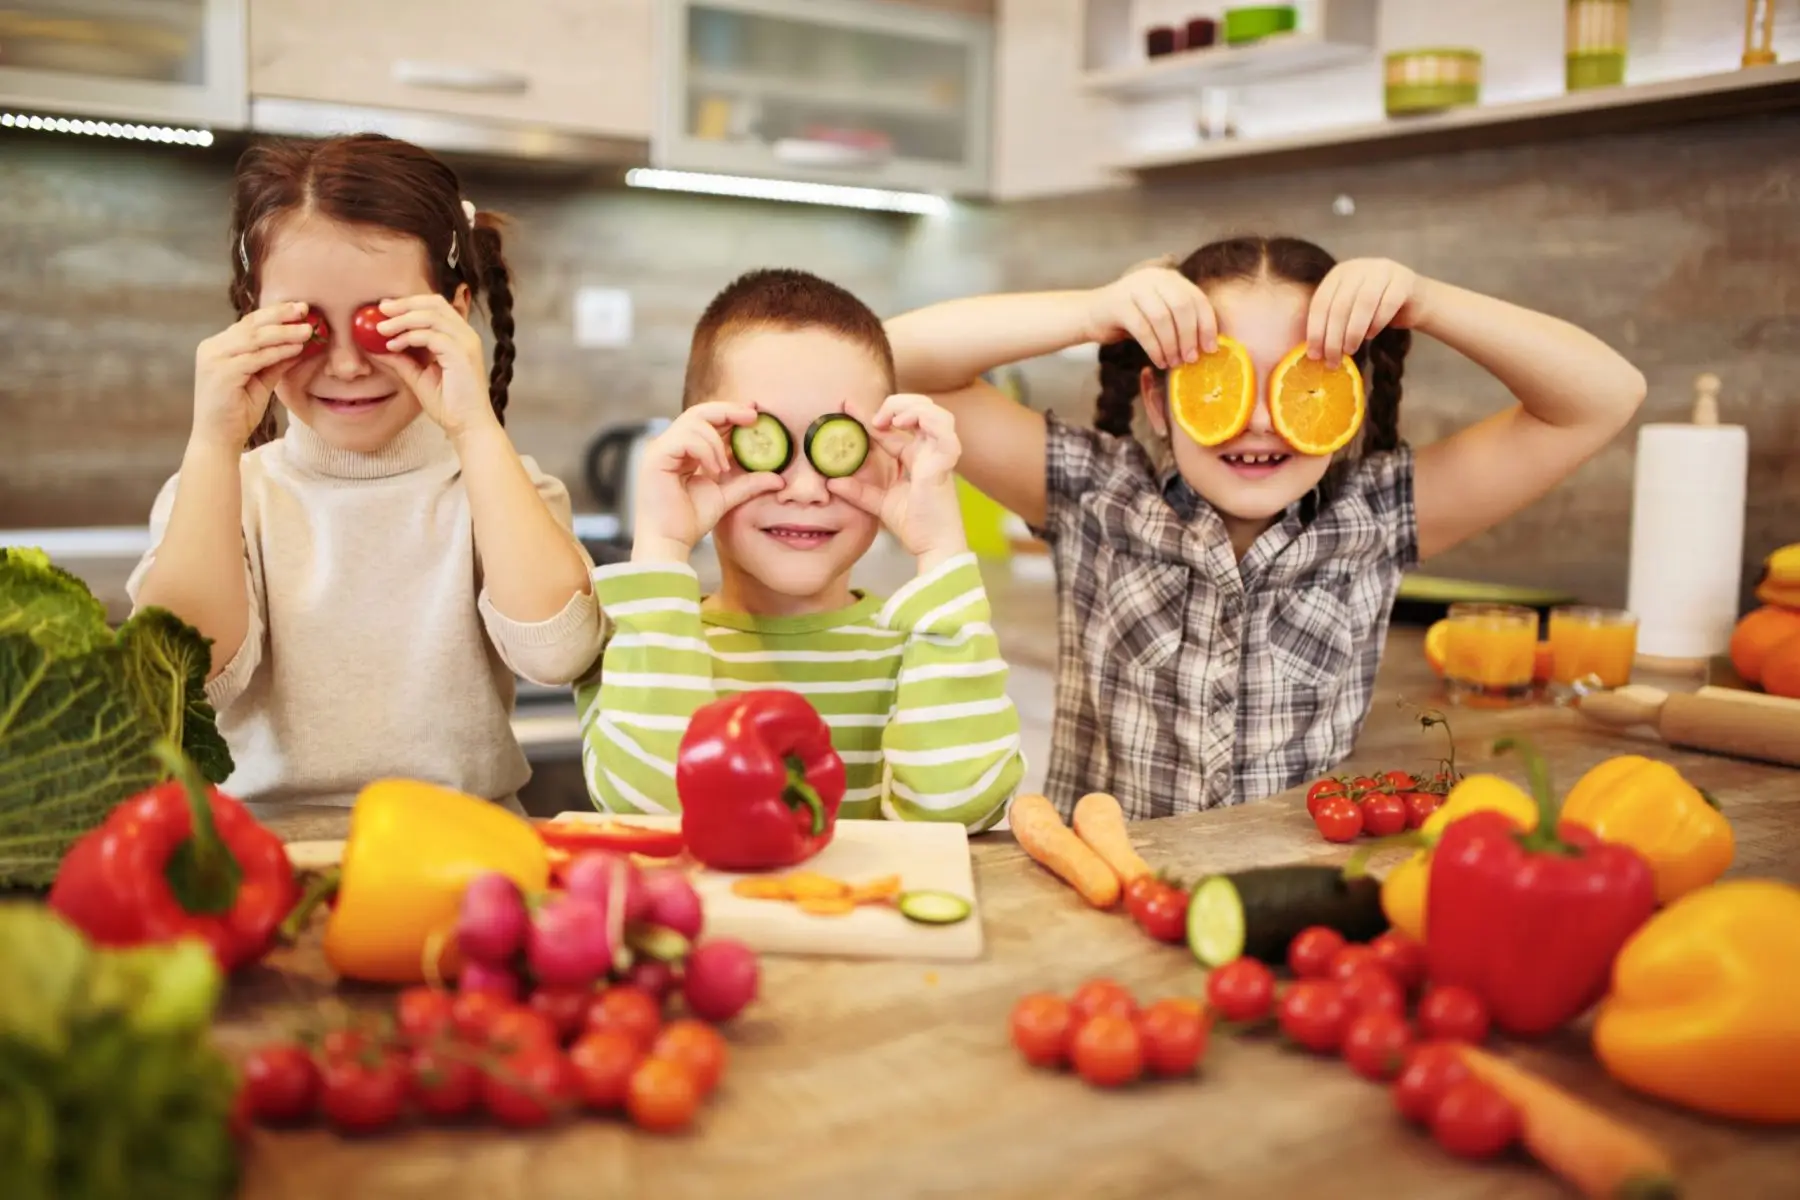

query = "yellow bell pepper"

[
  {"left": 288, "top": 779, "right": 549, "bottom": 984},
  {"left": 1379, "top": 772, "right": 1539, "bottom": 941},
  {"left": 1593, "top": 879, "right": 1800, "bottom": 1125},
  {"left": 1559, "top": 755, "right": 1733, "bottom": 905}
]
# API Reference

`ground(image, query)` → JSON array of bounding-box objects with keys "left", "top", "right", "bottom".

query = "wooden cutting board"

[{"left": 547, "top": 814, "right": 985, "bottom": 963}]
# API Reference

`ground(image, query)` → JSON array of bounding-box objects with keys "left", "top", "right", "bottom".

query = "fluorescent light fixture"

[
  {"left": 625, "top": 167, "right": 948, "bottom": 215},
  {"left": 0, "top": 111, "right": 214, "bottom": 147}
]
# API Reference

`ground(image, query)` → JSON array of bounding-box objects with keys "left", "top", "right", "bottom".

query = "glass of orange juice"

[
  {"left": 1443, "top": 603, "right": 1540, "bottom": 706},
  {"left": 1548, "top": 606, "right": 1638, "bottom": 699}
]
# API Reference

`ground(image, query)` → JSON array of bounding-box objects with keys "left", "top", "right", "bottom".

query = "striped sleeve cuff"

[
  {"left": 593, "top": 561, "right": 703, "bottom": 619},
  {"left": 877, "top": 553, "right": 989, "bottom": 634}
]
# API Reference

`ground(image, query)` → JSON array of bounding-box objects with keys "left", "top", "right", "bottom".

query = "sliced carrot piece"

[
  {"left": 784, "top": 872, "right": 852, "bottom": 900},
  {"left": 797, "top": 896, "right": 857, "bottom": 917},
  {"left": 731, "top": 878, "right": 792, "bottom": 901},
  {"left": 849, "top": 874, "right": 902, "bottom": 904}
]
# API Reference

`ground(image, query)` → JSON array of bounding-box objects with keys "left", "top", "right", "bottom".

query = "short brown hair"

[{"left": 682, "top": 268, "right": 895, "bottom": 407}]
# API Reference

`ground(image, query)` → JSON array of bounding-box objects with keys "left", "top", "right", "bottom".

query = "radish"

[
  {"left": 640, "top": 869, "right": 704, "bottom": 941},
  {"left": 455, "top": 872, "right": 528, "bottom": 965},
  {"left": 625, "top": 956, "right": 681, "bottom": 1003},
  {"left": 681, "top": 939, "right": 758, "bottom": 1022},
  {"left": 457, "top": 960, "right": 520, "bottom": 1000},
  {"left": 526, "top": 895, "right": 615, "bottom": 988},
  {"left": 563, "top": 852, "right": 649, "bottom": 924}
]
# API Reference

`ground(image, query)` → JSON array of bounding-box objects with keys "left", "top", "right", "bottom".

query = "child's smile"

[{"left": 760, "top": 522, "right": 839, "bottom": 550}]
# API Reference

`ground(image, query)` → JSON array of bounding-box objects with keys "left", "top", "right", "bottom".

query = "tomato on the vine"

[
  {"left": 528, "top": 984, "right": 592, "bottom": 1043},
  {"left": 1278, "top": 981, "right": 1351, "bottom": 1054},
  {"left": 240, "top": 1043, "right": 319, "bottom": 1124},
  {"left": 1350, "top": 776, "right": 1384, "bottom": 798},
  {"left": 450, "top": 989, "right": 513, "bottom": 1040},
  {"left": 626, "top": 1057, "right": 701, "bottom": 1133},
  {"left": 483, "top": 1045, "right": 579, "bottom": 1128},
  {"left": 319, "top": 1052, "right": 408, "bottom": 1134},
  {"left": 1313, "top": 796, "right": 1363, "bottom": 843},
  {"left": 1393, "top": 1041, "right": 1473, "bottom": 1124},
  {"left": 1306, "top": 778, "right": 1349, "bottom": 817},
  {"left": 569, "top": 1028, "right": 643, "bottom": 1111},
  {"left": 1338, "top": 965, "right": 1405, "bottom": 1019},
  {"left": 1361, "top": 791, "right": 1408, "bottom": 837},
  {"left": 1288, "top": 926, "right": 1347, "bottom": 979},
  {"left": 1341, "top": 1011, "right": 1414, "bottom": 1082},
  {"left": 485, "top": 1007, "right": 560, "bottom": 1054},
  {"left": 1328, "top": 944, "right": 1384, "bottom": 981},
  {"left": 1431, "top": 1078, "right": 1521, "bottom": 1159},
  {"left": 1126, "top": 879, "right": 1189, "bottom": 943},
  {"left": 1205, "top": 958, "right": 1276, "bottom": 1023},
  {"left": 1010, "top": 993, "right": 1076, "bottom": 1067},
  {"left": 1070, "top": 1014, "right": 1143, "bottom": 1087},
  {"left": 1418, "top": 985, "right": 1491, "bottom": 1045},
  {"left": 584, "top": 985, "right": 664, "bottom": 1050},
  {"left": 396, "top": 987, "right": 456, "bottom": 1045},
  {"left": 1381, "top": 770, "right": 1418, "bottom": 791},
  {"left": 407, "top": 1046, "right": 482, "bottom": 1118},
  {"left": 1137, "top": 998, "right": 1208, "bottom": 1077},
  {"left": 1069, "top": 978, "right": 1137, "bottom": 1024},
  {"left": 652, "top": 1020, "right": 728, "bottom": 1096},
  {"left": 1370, "top": 931, "right": 1428, "bottom": 992},
  {"left": 1402, "top": 791, "right": 1444, "bottom": 830}
]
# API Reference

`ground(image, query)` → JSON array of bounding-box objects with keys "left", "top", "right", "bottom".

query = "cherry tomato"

[
  {"left": 407, "top": 1046, "right": 482, "bottom": 1118},
  {"left": 1204, "top": 958, "right": 1276, "bottom": 1023},
  {"left": 318, "top": 1027, "right": 371, "bottom": 1064},
  {"left": 485, "top": 1007, "right": 560, "bottom": 1054},
  {"left": 1287, "top": 926, "right": 1348, "bottom": 979},
  {"left": 1430, "top": 1078, "right": 1522, "bottom": 1159},
  {"left": 1009, "top": 993, "right": 1076, "bottom": 1068},
  {"left": 1370, "top": 931, "right": 1428, "bottom": 992},
  {"left": 350, "top": 303, "right": 391, "bottom": 356},
  {"left": 1361, "top": 791, "right": 1408, "bottom": 838},
  {"left": 450, "top": 989, "right": 513, "bottom": 1040},
  {"left": 528, "top": 984, "right": 592, "bottom": 1043},
  {"left": 1328, "top": 944, "right": 1384, "bottom": 982},
  {"left": 319, "top": 1053, "right": 408, "bottom": 1134},
  {"left": 483, "top": 1045, "right": 579, "bottom": 1128},
  {"left": 584, "top": 985, "right": 663, "bottom": 1049},
  {"left": 1418, "top": 985, "right": 1492, "bottom": 1045},
  {"left": 1133, "top": 883, "right": 1189, "bottom": 944},
  {"left": 652, "top": 1019, "right": 728, "bottom": 1096},
  {"left": 1341, "top": 1011, "right": 1414, "bottom": 1082},
  {"left": 626, "top": 1056, "right": 701, "bottom": 1133},
  {"left": 1337, "top": 965, "right": 1406, "bottom": 1019},
  {"left": 1306, "top": 778, "right": 1349, "bottom": 817},
  {"left": 1137, "top": 998, "right": 1209, "bottom": 1077},
  {"left": 1401, "top": 791, "right": 1443, "bottom": 830},
  {"left": 299, "top": 306, "right": 330, "bottom": 359},
  {"left": 569, "top": 1028, "right": 643, "bottom": 1111},
  {"left": 396, "top": 987, "right": 457, "bottom": 1046},
  {"left": 1069, "top": 978, "right": 1138, "bottom": 1025},
  {"left": 1277, "top": 981, "right": 1350, "bottom": 1054},
  {"left": 1069, "top": 1013, "right": 1143, "bottom": 1088},
  {"left": 1313, "top": 795, "right": 1363, "bottom": 843},
  {"left": 1392, "top": 1041, "right": 1474, "bottom": 1124},
  {"left": 239, "top": 1043, "right": 319, "bottom": 1124},
  {"left": 1350, "top": 776, "right": 1384, "bottom": 799},
  {"left": 1381, "top": 770, "right": 1417, "bottom": 791}
]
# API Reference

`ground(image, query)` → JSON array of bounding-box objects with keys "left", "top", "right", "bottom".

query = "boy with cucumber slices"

[{"left": 574, "top": 268, "right": 1025, "bottom": 831}]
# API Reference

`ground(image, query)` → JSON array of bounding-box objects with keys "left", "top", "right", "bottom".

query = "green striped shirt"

[{"left": 574, "top": 552, "right": 1023, "bottom": 831}]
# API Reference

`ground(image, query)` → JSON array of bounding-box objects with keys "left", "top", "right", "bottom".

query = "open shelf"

[
  {"left": 1083, "top": 31, "right": 1370, "bottom": 98},
  {"left": 1113, "top": 61, "right": 1800, "bottom": 175}
]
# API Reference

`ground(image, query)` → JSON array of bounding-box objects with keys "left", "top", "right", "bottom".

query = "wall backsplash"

[{"left": 3, "top": 109, "right": 1796, "bottom": 611}]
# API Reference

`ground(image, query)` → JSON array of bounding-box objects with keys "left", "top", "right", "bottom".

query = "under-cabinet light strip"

[
  {"left": 1, "top": 111, "right": 214, "bottom": 147},
  {"left": 624, "top": 166, "right": 948, "bottom": 216}
]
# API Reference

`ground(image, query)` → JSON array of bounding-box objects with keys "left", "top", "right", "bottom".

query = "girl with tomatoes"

[{"left": 128, "top": 133, "right": 602, "bottom": 814}]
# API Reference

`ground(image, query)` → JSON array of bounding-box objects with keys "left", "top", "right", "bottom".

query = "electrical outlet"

[{"left": 574, "top": 286, "right": 633, "bottom": 349}]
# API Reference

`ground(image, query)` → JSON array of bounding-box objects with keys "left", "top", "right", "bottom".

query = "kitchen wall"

[{"left": 4, "top": 105, "right": 1797, "bottom": 609}]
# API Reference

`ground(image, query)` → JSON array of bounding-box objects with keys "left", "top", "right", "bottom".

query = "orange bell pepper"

[
  {"left": 283, "top": 779, "right": 549, "bottom": 984},
  {"left": 1558, "top": 755, "right": 1733, "bottom": 905}
]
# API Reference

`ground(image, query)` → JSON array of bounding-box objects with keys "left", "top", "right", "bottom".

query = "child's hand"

[
  {"left": 191, "top": 302, "right": 315, "bottom": 449},
  {"left": 631, "top": 402, "right": 784, "bottom": 562},
  {"left": 828, "top": 394, "right": 967, "bottom": 570},
  {"left": 1084, "top": 264, "right": 1219, "bottom": 368},
  {"left": 1306, "top": 258, "right": 1434, "bottom": 363},
  {"left": 370, "top": 294, "right": 495, "bottom": 443}
]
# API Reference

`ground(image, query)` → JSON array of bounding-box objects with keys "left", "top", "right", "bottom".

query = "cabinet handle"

[
  {"left": 772, "top": 138, "right": 890, "bottom": 168},
  {"left": 391, "top": 60, "right": 530, "bottom": 95}
]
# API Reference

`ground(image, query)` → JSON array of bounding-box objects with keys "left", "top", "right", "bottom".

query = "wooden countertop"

[{"left": 222, "top": 652, "right": 1800, "bottom": 1200}]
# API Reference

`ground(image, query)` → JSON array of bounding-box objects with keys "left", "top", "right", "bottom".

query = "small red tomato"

[
  {"left": 1328, "top": 943, "right": 1384, "bottom": 982},
  {"left": 485, "top": 1006, "right": 561, "bottom": 1054},
  {"left": 1337, "top": 965, "right": 1406, "bottom": 1019},
  {"left": 1350, "top": 776, "right": 1384, "bottom": 798},
  {"left": 1009, "top": 993, "right": 1076, "bottom": 1068},
  {"left": 1393, "top": 1041, "right": 1474, "bottom": 1124},
  {"left": 652, "top": 1019, "right": 728, "bottom": 1097},
  {"left": 626, "top": 1057, "right": 701, "bottom": 1133},
  {"left": 1431, "top": 1078, "right": 1522, "bottom": 1160},
  {"left": 1135, "top": 883, "right": 1189, "bottom": 944},
  {"left": 319, "top": 1053, "right": 408, "bottom": 1134},
  {"left": 1069, "top": 978, "right": 1138, "bottom": 1025},
  {"left": 240, "top": 1043, "right": 319, "bottom": 1124},
  {"left": 483, "top": 1046, "right": 579, "bottom": 1128},
  {"left": 350, "top": 302, "right": 391, "bottom": 356},
  {"left": 1204, "top": 958, "right": 1276, "bottom": 1023},
  {"left": 395, "top": 987, "right": 457, "bottom": 1046},
  {"left": 318, "top": 1027, "right": 370, "bottom": 1064},
  {"left": 585, "top": 986, "right": 663, "bottom": 1049},
  {"left": 1401, "top": 791, "right": 1443, "bottom": 830},
  {"left": 569, "top": 1028, "right": 643, "bottom": 1111},
  {"left": 298, "top": 307, "right": 330, "bottom": 359},
  {"left": 1287, "top": 926, "right": 1348, "bottom": 980},
  {"left": 1306, "top": 778, "right": 1348, "bottom": 817},
  {"left": 1313, "top": 795, "right": 1363, "bottom": 843},
  {"left": 528, "top": 984, "right": 592, "bottom": 1043},
  {"left": 1137, "top": 998, "right": 1209, "bottom": 1077},
  {"left": 450, "top": 989, "right": 513, "bottom": 1040},
  {"left": 1341, "top": 1011, "right": 1414, "bottom": 1082},
  {"left": 407, "top": 1046, "right": 482, "bottom": 1118},
  {"left": 1381, "top": 770, "right": 1417, "bottom": 791},
  {"left": 1418, "top": 985, "right": 1492, "bottom": 1045},
  {"left": 1278, "top": 981, "right": 1351, "bottom": 1054},
  {"left": 1070, "top": 1013, "right": 1143, "bottom": 1088},
  {"left": 230, "top": 1080, "right": 254, "bottom": 1141},
  {"left": 1370, "top": 931, "right": 1428, "bottom": 992},
  {"left": 1361, "top": 791, "right": 1408, "bottom": 838}
]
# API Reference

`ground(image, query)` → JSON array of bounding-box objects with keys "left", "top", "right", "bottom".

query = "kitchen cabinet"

[
  {"left": 988, "top": 0, "right": 1121, "bottom": 200},
  {"left": 655, "top": 0, "right": 993, "bottom": 195},
  {"left": 248, "top": 0, "right": 654, "bottom": 141}
]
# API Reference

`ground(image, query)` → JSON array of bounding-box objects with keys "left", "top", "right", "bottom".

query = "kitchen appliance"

[{"left": 582, "top": 418, "right": 670, "bottom": 542}]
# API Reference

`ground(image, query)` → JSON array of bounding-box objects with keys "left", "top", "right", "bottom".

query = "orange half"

[
  {"left": 1167, "top": 336, "right": 1256, "bottom": 447},
  {"left": 1424, "top": 620, "right": 1449, "bottom": 676},
  {"left": 1269, "top": 343, "right": 1366, "bottom": 456}
]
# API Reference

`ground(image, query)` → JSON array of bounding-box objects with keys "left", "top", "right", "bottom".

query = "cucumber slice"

[
  {"left": 896, "top": 889, "right": 972, "bottom": 925},
  {"left": 1185, "top": 866, "right": 1387, "bottom": 968},
  {"left": 804, "top": 413, "right": 870, "bottom": 478},
  {"left": 731, "top": 413, "right": 793, "bottom": 473}
]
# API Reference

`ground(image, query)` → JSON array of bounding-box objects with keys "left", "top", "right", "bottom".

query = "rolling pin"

[{"left": 1576, "top": 685, "right": 1800, "bottom": 768}]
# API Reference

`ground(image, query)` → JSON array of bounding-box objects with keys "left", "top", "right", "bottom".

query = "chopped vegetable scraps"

[{"left": 730, "top": 871, "right": 902, "bottom": 916}]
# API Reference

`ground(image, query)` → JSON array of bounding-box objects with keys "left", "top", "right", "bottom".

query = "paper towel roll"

[{"left": 1626, "top": 422, "right": 1748, "bottom": 659}]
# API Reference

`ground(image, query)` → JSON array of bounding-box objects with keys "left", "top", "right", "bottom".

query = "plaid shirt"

[{"left": 1035, "top": 414, "right": 1418, "bottom": 819}]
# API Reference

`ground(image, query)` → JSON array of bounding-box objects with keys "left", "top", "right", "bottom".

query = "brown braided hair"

[
  {"left": 227, "top": 133, "right": 518, "bottom": 447},
  {"left": 1093, "top": 236, "right": 1408, "bottom": 461}
]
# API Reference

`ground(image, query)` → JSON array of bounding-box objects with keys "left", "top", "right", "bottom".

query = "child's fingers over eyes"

[
  {"left": 240, "top": 301, "right": 311, "bottom": 330},
  {"left": 719, "top": 472, "right": 784, "bottom": 509},
  {"left": 825, "top": 475, "right": 885, "bottom": 516},
  {"left": 683, "top": 400, "right": 762, "bottom": 432},
  {"left": 1151, "top": 273, "right": 1216, "bottom": 360},
  {"left": 1305, "top": 269, "right": 1349, "bottom": 361}
]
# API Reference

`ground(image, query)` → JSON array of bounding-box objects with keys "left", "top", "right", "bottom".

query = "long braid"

[
  {"left": 469, "top": 215, "right": 515, "bottom": 425},
  {"left": 1360, "top": 326, "right": 1410, "bottom": 454},
  {"left": 1094, "top": 339, "right": 1151, "bottom": 436}
]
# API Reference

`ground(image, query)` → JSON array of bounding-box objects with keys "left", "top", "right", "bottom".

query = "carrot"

[
  {"left": 1071, "top": 792, "right": 1153, "bottom": 884},
  {"left": 1010, "top": 793, "right": 1121, "bottom": 908},
  {"left": 1455, "top": 1046, "right": 1679, "bottom": 1200}
]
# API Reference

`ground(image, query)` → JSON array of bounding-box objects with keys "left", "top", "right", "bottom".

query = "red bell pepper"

[
  {"left": 47, "top": 740, "right": 298, "bottom": 973},
  {"left": 676, "top": 689, "right": 845, "bottom": 872},
  {"left": 535, "top": 818, "right": 685, "bottom": 860},
  {"left": 1424, "top": 737, "right": 1657, "bottom": 1037}
]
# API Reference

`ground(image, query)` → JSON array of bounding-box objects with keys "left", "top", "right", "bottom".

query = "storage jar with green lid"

[
  {"left": 1384, "top": 48, "right": 1482, "bottom": 116},
  {"left": 1567, "top": 0, "right": 1629, "bottom": 90}
]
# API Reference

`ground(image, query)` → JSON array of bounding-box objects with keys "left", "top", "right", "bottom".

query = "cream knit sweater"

[{"left": 126, "top": 416, "right": 602, "bottom": 814}]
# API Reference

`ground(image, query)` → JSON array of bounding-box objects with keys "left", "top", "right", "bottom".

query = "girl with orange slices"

[{"left": 883, "top": 236, "right": 1646, "bottom": 818}]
